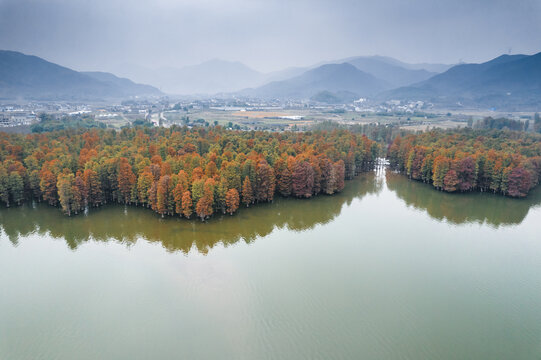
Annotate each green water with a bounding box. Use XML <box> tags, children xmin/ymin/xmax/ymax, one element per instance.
<box><xmin>1</xmin><ymin>170</ymin><xmax>540</xmax><ymax>360</ymax></box>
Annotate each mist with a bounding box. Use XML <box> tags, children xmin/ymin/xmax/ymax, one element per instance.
<box><xmin>1</xmin><ymin>0</ymin><xmax>540</xmax><ymax>74</ymax></box>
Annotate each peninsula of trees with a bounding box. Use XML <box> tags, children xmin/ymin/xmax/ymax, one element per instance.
<box><xmin>387</xmin><ymin>128</ymin><xmax>541</xmax><ymax>197</ymax></box>
<box><xmin>0</xmin><ymin>127</ymin><xmax>378</xmax><ymax>219</ymax></box>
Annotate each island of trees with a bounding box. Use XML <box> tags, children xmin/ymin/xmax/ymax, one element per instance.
<box><xmin>387</xmin><ymin>128</ymin><xmax>541</xmax><ymax>197</ymax></box>
<box><xmin>0</xmin><ymin>126</ymin><xmax>378</xmax><ymax>219</ymax></box>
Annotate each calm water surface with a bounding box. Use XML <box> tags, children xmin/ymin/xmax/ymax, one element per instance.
<box><xmin>1</xmin><ymin>170</ymin><xmax>540</xmax><ymax>360</ymax></box>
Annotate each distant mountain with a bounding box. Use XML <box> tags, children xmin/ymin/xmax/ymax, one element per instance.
<box><xmin>310</xmin><ymin>90</ymin><xmax>359</xmax><ymax>104</ymax></box>
<box><xmin>367</xmin><ymin>56</ymin><xmax>453</xmax><ymax>73</ymax></box>
<box><xmin>108</xmin><ymin>55</ymin><xmax>451</xmax><ymax>97</ymax></box>
<box><xmin>0</xmin><ymin>50</ymin><xmax>161</xmax><ymax>100</ymax></box>
<box><xmin>82</xmin><ymin>71</ymin><xmax>162</xmax><ymax>97</ymax></box>
<box><xmin>263</xmin><ymin>66</ymin><xmax>308</xmax><ymax>83</ymax></box>
<box><xmin>384</xmin><ymin>52</ymin><xmax>541</xmax><ymax>110</ymax></box>
<box><xmin>259</xmin><ymin>56</ymin><xmax>447</xmax><ymax>90</ymax></box>
<box><xmin>243</xmin><ymin>63</ymin><xmax>388</xmax><ymax>100</ymax></box>
<box><xmin>115</xmin><ymin>59</ymin><xmax>266</xmax><ymax>95</ymax></box>
<box><xmin>344</xmin><ymin>56</ymin><xmax>437</xmax><ymax>88</ymax></box>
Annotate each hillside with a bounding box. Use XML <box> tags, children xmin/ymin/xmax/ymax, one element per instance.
<box><xmin>384</xmin><ymin>52</ymin><xmax>541</xmax><ymax>110</ymax></box>
<box><xmin>82</xmin><ymin>71</ymin><xmax>161</xmax><ymax>97</ymax></box>
<box><xmin>368</xmin><ymin>55</ymin><xmax>453</xmax><ymax>73</ymax></box>
<box><xmin>345</xmin><ymin>56</ymin><xmax>436</xmax><ymax>88</ymax></box>
<box><xmin>0</xmin><ymin>50</ymin><xmax>161</xmax><ymax>100</ymax></box>
<box><xmin>244</xmin><ymin>63</ymin><xmax>388</xmax><ymax>100</ymax></box>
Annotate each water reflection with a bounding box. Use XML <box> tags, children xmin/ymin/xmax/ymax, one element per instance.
<box><xmin>1</xmin><ymin>170</ymin><xmax>539</xmax><ymax>253</ymax></box>
<box><xmin>386</xmin><ymin>171</ymin><xmax>541</xmax><ymax>227</ymax></box>
<box><xmin>0</xmin><ymin>173</ymin><xmax>384</xmax><ymax>253</ymax></box>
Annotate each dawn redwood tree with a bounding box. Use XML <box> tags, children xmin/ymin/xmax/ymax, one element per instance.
<box><xmin>507</xmin><ymin>167</ymin><xmax>531</xmax><ymax>197</ymax></box>
<box><xmin>181</xmin><ymin>190</ymin><xmax>193</xmax><ymax>218</ymax></box>
<box><xmin>292</xmin><ymin>161</ymin><xmax>314</xmax><ymax>198</ymax></box>
<box><xmin>173</xmin><ymin>181</ymin><xmax>185</xmax><ymax>215</ymax></box>
<box><xmin>148</xmin><ymin>181</ymin><xmax>158</xmax><ymax>211</ymax></box>
<box><xmin>72</xmin><ymin>173</ymin><xmax>85</xmax><ymax>211</ymax></box>
<box><xmin>443</xmin><ymin>170</ymin><xmax>459</xmax><ymax>192</ymax></box>
<box><xmin>57</xmin><ymin>172</ymin><xmax>74</xmax><ymax>216</ymax></box>
<box><xmin>456</xmin><ymin>157</ymin><xmax>477</xmax><ymax>191</ymax></box>
<box><xmin>8</xmin><ymin>172</ymin><xmax>24</xmax><ymax>206</ymax></box>
<box><xmin>0</xmin><ymin>165</ymin><xmax>9</xmax><ymax>206</ymax></box>
<box><xmin>215</xmin><ymin>178</ymin><xmax>228</xmax><ymax>214</ymax></box>
<box><xmin>255</xmin><ymin>160</ymin><xmax>275</xmax><ymax>202</ymax></box>
<box><xmin>40</xmin><ymin>169</ymin><xmax>58</xmax><ymax>205</ymax></box>
<box><xmin>432</xmin><ymin>156</ymin><xmax>450</xmax><ymax>190</ymax></box>
<box><xmin>28</xmin><ymin>169</ymin><xmax>41</xmax><ymax>199</ymax></box>
<box><xmin>83</xmin><ymin>168</ymin><xmax>103</xmax><ymax>207</ymax></box>
<box><xmin>137</xmin><ymin>171</ymin><xmax>154</xmax><ymax>207</ymax></box>
<box><xmin>117</xmin><ymin>158</ymin><xmax>136</xmax><ymax>204</ymax></box>
<box><xmin>156</xmin><ymin>175</ymin><xmax>172</xmax><ymax>216</ymax></box>
<box><xmin>191</xmin><ymin>178</ymin><xmax>205</xmax><ymax>206</ymax></box>
<box><xmin>242</xmin><ymin>176</ymin><xmax>254</xmax><ymax>207</ymax></box>
<box><xmin>319</xmin><ymin>157</ymin><xmax>335</xmax><ymax>195</ymax></box>
<box><xmin>196</xmin><ymin>179</ymin><xmax>214</xmax><ymax>220</ymax></box>
<box><xmin>225</xmin><ymin>188</ymin><xmax>239</xmax><ymax>215</ymax></box>
<box><xmin>278</xmin><ymin>167</ymin><xmax>292</xmax><ymax>197</ymax></box>
<box><xmin>333</xmin><ymin>160</ymin><xmax>346</xmax><ymax>193</ymax></box>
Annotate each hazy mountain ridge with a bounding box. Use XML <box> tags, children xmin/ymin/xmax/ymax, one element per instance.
<box><xmin>384</xmin><ymin>52</ymin><xmax>541</xmax><ymax>110</ymax></box>
<box><xmin>111</xmin><ymin>59</ymin><xmax>266</xmax><ymax>95</ymax></box>
<box><xmin>364</xmin><ymin>55</ymin><xmax>453</xmax><ymax>73</ymax></box>
<box><xmin>4</xmin><ymin>49</ymin><xmax>540</xmax><ymax>110</ymax></box>
<box><xmin>111</xmin><ymin>55</ymin><xmax>450</xmax><ymax>97</ymax></box>
<box><xmin>82</xmin><ymin>71</ymin><xmax>161</xmax><ymax>97</ymax></box>
<box><xmin>0</xmin><ymin>50</ymin><xmax>161</xmax><ymax>100</ymax></box>
<box><xmin>343</xmin><ymin>56</ymin><xmax>437</xmax><ymax>88</ymax></box>
<box><xmin>241</xmin><ymin>63</ymin><xmax>389</xmax><ymax>100</ymax></box>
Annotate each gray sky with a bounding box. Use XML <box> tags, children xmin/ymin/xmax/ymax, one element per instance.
<box><xmin>1</xmin><ymin>0</ymin><xmax>540</xmax><ymax>73</ymax></box>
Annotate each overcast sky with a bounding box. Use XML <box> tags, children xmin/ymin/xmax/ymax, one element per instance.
<box><xmin>1</xmin><ymin>0</ymin><xmax>540</xmax><ymax>73</ymax></box>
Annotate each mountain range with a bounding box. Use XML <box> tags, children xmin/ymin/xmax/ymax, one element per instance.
<box><xmin>241</xmin><ymin>63</ymin><xmax>389</xmax><ymax>100</ymax></box>
<box><xmin>111</xmin><ymin>55</ymin><xmax>449</xmax><ymax>96</ymax></box>
<box><xmin>384</xmin><ymin>52</ymin><xmax>541</xmax><ymax>110</ymax></box>
<box><xmin>240</xmin><ymin>57</ymin><xmax>441</xmax><ymax>101</ymax></box>
<box><xmin>0</xmin><ymin>50</ymin><xmax>161</xmax><ymax>101</ymax></box>
<box><xmin>1</xmin><ymin>49</ymin><xmax>540</xmax><ymax>110</ymax></box>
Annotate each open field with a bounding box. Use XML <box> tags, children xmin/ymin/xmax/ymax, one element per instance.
<box><xmin>79</xmin><ymin>107</ymin><xmax>536</xmax><ymax>133</ymax></box>
<box><xmin>159</xmin><ymin>108</ymin><xmax>472</xmax><ymax>131</ymax></box>
<box><xmin>231</xmin><ymin>111</ymin><xmax>290</xmax><ymax>118</ymax></box>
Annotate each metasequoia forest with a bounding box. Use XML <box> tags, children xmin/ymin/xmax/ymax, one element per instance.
<box><xmin>0</xmin><ymin>127</ymin><xmax>378</xmax><ymax>219</ymax></box>
<box><xmin>387</xmin><ymin>129</ymin><xmax>541</xmax><ymax>197</ymax></box>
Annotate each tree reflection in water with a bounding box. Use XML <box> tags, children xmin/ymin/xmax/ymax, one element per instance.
<box><xmin>386</xmin><ymin>171</ymin><xmax>541</xmax><ymax>227</ymax></box>
<box><xmin>2</xmin><ymin>169</ymin><xmax>539</xmax><ymax>253</ymax></box>
<box><xmin>0</xmin><ymin>173</ymin><xmax>383</xmax><ymax>254</ymax></box>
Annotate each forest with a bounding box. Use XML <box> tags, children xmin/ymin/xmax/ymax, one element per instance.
<box><xmin>387</xmin><ymin>128</ymin><xmax>541</xmax><ymax>197</ymax></box>
<box><xmin>0</xmin><ymin>126</ymin><xmax>378</xmax><ymax>219</ymax></box>
<box><xmin>31</xmin><ymin>113</ymin><xmax>107</xmax><ymax>133</ymax></box>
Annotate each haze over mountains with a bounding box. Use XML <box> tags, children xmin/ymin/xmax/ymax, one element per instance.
<box><xmin>1</xmin><ymin>49</ymin><xmax>541</xmax><ymax>110</ymax></box>
<box><xmin>112</xmin><ymin>59</ymin><xmax>267</xmax><ymax>95</ymax></box>
<box><xmin>242</xmin><ymin>63</ymin><xmax>388</xmax><ymax>100</ymax></box>
<box><xmin>384</xmin><ymin>52</ymin><xmax>541</xmax><ymax>110</ymax></box>
<box><xmin>112</xmin><ymin>55</ymin><xmax>448</xmax><ymax>96</ymax></box>
<box><xmin>0</xmin><ymin>50</ymin><xmax>161</xmax><ymax>101</ymax></box>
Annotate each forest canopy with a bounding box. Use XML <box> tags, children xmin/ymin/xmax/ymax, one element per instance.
<box><xmin>387</xmin><ymin>128</ymin><xmax>541</xmax><ymax>197</ymax></box>
<box><xmin>0</xmin><ymin>126</ymin><xmax>378</xmax><ymax>219</ymax></box>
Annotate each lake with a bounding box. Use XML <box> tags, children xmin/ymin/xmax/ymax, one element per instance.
<box><xmin>1</xmin><ymin>169</ymin><xmax>540</xmax><ymax>360</ymax></box>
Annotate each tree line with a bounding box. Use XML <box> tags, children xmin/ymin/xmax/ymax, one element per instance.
<box><xmin>31</xmin><ymin>113</ymin><xmax>106</xmax><ymax>133</ymax></box>
<box><xmin>472</xmin><ymin>116</ymin><xmax>528</xmax><ymax>132</ymax></box>
<box><xmin>0</xmin><ymin>126</ymin><xmax>378</xmax><ymax>219</ymax></box>
<box><xmin>387</xmin><ymin>128</ymin><xmax>541</xmax><ymax>197</ymax></box>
